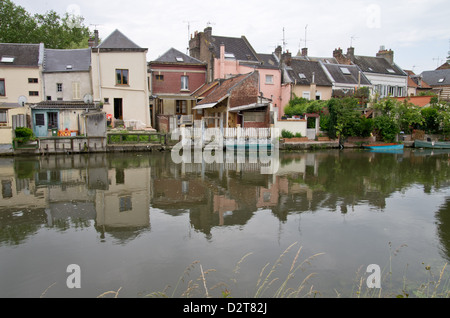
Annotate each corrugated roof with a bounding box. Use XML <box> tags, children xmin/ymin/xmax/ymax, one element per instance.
<box><xmin>32</xmin><ymin>101</ymin><xmax>97</xmax><ymax>109</ymax></box>
<box><xmin>43</xmin><ymin>48</ymin><xmax>91</xmax><ymax>72</ymax></box>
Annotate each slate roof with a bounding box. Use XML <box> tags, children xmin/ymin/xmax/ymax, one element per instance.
<box><xmin>284</xmin><ymin>58</ymin><xmax>332</xmax><ymax>86</ymax></box>
<box><xmin>153</xmin><ymin>48</ymin><xmax>205</xmax><ymax>64</ymax></box>
<box><xmin>321</xmin><ymin>63</ymin><xmax>371</xmax><ymax>86</ymax></box>
<box><xmin>240</xmin><ymin>53</ymin><xmax>280</xmax><ymax>70</ymax></box>
<box><xmin>421</xmin><ymin>69</ymin><xmax>450</xmax><ymax>86</ymax></box>
<box><xmin>43</xmin><ymin>48</ymin><xmax>91</xmax><ymax>72</ymax></box>
<box><xmin>197</xmin><ymin>73</ymin><xmax>254</xmax><ymax>105</ymax></box>
<box><xmin>96</xmin><ymin>29</ymin><xmax>145</xmax><ymax>50</ymax></box>
<box><xmin>209</xmin><ymin>35</ymin><xmax>259</xmax><ymax>62</ymax></box>
<box><xmin>352</xmin><ymin>55</ymin><xmax>406</xmax><ymax>76</ymax></box>
<box><xmin>0</xmin><ymin>43</ymin><xmax>43</xmax><ymax>67</ymax></box>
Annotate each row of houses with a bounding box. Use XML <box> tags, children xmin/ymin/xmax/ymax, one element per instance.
<box><xmin>1</xmin><ymin>27</ymin><xmax>450</xmax><ymax>151</ymax></box>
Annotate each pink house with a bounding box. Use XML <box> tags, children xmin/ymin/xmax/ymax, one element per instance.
<box><xmin>189</xmin><ymin>27</ymin><xmax>289</xmax><ymax>120</ymax></box>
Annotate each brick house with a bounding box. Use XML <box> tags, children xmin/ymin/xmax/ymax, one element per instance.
<box><xmin>189</xmin><ymin>27</ymin><xmax>285</xmax><ymax>120</ymax></box>
<box><xmin>193</xmin><ymin>71</ymin><xmax>271</xmax><ymax>128</ymax></box>
<box><xmin>148</xmin><ymin>48</ymin><xmax>207</xmax><ymax>130</ymax></box>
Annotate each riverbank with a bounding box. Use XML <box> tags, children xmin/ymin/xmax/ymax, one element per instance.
<box><xmin>2</xmin><ymin>139</ymin><xmax>418</xmax><ymax>156</ymax></box>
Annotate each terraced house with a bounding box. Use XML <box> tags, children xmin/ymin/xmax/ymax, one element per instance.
<box><xmin>0</xmin><ymin>43</ymin><xmax>44</xmax><ymax>152</ymax></box>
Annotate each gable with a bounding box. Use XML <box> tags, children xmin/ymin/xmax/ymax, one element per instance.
<box><xmin>96</xmin><ymin>29</ymin><xmax>146</xmax><ymax>51</ymax></box>
<box><xmin>154</xmin><ymin>48</ymin><xmax>204</xmax><ymax>65</ymax></box>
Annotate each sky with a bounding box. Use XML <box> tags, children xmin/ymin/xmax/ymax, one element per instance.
<box><xmin>11</xmin><ymin>0</ymin><xmax>450</xmax><ymax>74</ymax></box>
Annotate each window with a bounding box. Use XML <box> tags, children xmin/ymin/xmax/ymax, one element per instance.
<box><xmin>29</xmin><ymin>91</ymin><xmax>39</xmax><ymax>96</ymax></box>
<box><xmin>1</xmin><ymin>57</ymin><xmax>14</xmax><ymax>63</ymax></box>
<box><xmin>57</xmin><ymin>83</ymin><xmax>63</xmax><ymax>92</ymax></box>
<box><xmin>47</xmin><ymin>112</ymin><xmax>58</xmax><ymax>129</ymax></box>
<box><xmin>340</xmin><ymin>67</ymin><xmax>351</xmax><ymax>75</ymax></box>
<box><xmin>119</xmin><ymin>196</ymin><xmax>132</xmax><ymax>212</ymax></box>
<box><xmin>0</xmin><ymin>79</ymin><xmax>5</xmax><ymax>96</ymax></box>
<box><xmin>0</xmin><ymin>110</ymin><xmax>7</xmax><ymax>123</ymax></box>
<box><xmin>298</xmin><ymin>73</ymin><xmax>306</xmax><ymax>79</ymax></box>
<box><xmin>116</xmin><ymin>69</ymin><xmax>129</xmax><ymax>85</ymax></box>
<box><xmin>28</xmin><ymin>78</ymin><xmax>38</xmax><ymax>83</ymax></box>
<box><xmin>181</xmin><ymin>76</ymin><xmax>189</xmax><ymax>90</ymax></box>
<box><xmin>438</xmin><ymin>78</ymin><xmax>445</xmax><ymax>83</ymax></box>
<box><xmin>302</xmin><ymin>91</ymin><xmax>310</xmax><ymax>100</ymax></box>
<box><xmin>155</xmin><ymin>74</ymin><xmax>164</xmax><ymax>81</ymax></box>
<box><xmin>265</xmin><ymin>74</ymin><xmax>274</xmax><ymax>84</ymax></box>
<box><xmin>386</xmin><ymin>68</ymin><xmax>395</xmax><ymax>74</ymax></box>
<box><xmin>72</xmin><ymin>82</ymin><xmax>80</xmax><ymax>99</ymax></box>
<box><xmin>35</xmin><ymin>113</ymin><xmax>45</xmax><ymax>126</ymax></box>
<box><xmin>176</xmin><ymin>100</ymin><xmax>187</xmax><ymax>115</ymax></box>
<box><xmin>176</xmin><ymin>57</ymin><xmax>184</xmax><ymax>62</ymax></box>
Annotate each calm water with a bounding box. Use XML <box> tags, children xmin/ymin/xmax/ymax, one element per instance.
<box><xmin>1</xmin><ymin>148</ymin><xmax>450</xmax><ymax>298</ymax></box>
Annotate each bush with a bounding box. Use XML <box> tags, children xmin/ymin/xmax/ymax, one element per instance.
<box><xmin>14</xmin><ymin>127</ymin><xmax>34</xmax><ymax>143</ymax></box>
<box><xmin>281</xmin><ymin>129</ymin><xmax>294</xmax><ymax>138</ymax></box>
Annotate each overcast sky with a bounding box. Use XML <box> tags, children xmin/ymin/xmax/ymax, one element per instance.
<box><xmin>12</xmin><ymin>0</ymin><xmax>450</xmax><ymax>74</ymax></box>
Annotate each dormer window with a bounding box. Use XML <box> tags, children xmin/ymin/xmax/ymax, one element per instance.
<box><xmin>340</xmin><ymin>67</ymin><xmax>351</xmax><ymax>75</ymax></box>
<box><xmin>1</xmin><ymin>57</ymin><xmax>14</xmax><ymax>63</ymax></box>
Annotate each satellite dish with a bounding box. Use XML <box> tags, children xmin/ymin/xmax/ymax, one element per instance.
<box><xmin>83</xmin><ymin>94</ymin><xmax>93</xmax><ymax>104</ymax></box>
<box><xmin>18</xmin><ymin>96</ymin><xmax>27</xmax><ymax>107</ymax></box>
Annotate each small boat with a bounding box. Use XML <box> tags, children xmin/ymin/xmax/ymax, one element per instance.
<box><xmin>362</xmin><ymin>143</ymin><xmax>404</xmax><ymax>150</ymax></box>
<box><xmin>414</xmin><ymin>140</ymin><xmax>450</xmax><ymax>149</ymax></box>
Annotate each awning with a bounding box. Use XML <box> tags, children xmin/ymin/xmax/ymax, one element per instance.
<box><xmin>228</xmin><ymin>103</ymin><xmax>269</xmax><ymax>112</ymax></box>
<box><xmin>192</xmin><ymin>102</ymin><xmax>218</xmax><ymax>110</ymax></box>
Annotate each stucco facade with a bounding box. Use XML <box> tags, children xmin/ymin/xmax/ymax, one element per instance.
<box><xmin>90</xmin><ymin>30</ymin><xmax>151</xmax><ymax>129</ymax></box>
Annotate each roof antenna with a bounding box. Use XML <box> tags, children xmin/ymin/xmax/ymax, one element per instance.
<box><xmin>183</xmin><ymin>20</ymin><xmax>197</xmax><ymax>54</ymax></box>
<box><xmin>350</xmin><ymin>35</ymin><xmax>358</xmax><ymax>47</ymax></box>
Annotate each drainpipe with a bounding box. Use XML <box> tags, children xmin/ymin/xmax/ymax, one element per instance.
<box><xmin>97</xmin><ymin>48</ymin><xmax>102</xmax><ymax>101</ymax></box>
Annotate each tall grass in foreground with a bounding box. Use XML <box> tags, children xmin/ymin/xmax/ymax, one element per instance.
<box><xmin>94</xmin><ymin>241</ymin><xmax>450</xmax><ymax>298</ymax></box>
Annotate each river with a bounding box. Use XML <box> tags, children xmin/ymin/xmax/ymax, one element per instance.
<box><xmin>0</xmin><ymin>148</ymin><xmax>449</xmax><ymax>298</ymax></box>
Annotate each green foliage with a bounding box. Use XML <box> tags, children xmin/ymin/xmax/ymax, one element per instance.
<box><xmin>281</xmin><ymin>129</ymin><xmax>294</xmax><ymax>138</ymax></box>
<box><xmin>373</xmin><ymin>115</ymin><xmax>400</xmax><ymax>142</ymax></box>
<box><xmin>420</xmin><ymin>107</ymin><xmax>440</xmax><ymax>134</ymax></box>
<box><xmin>325</xmin><ymin>97</ymin><xmax>361</xmax><ymax>139</ymax></box>
<box><xmin>14</xmin><ymin>127</ymin><xmax>35</xmax><ymax>143</ymax></box>
<box><xmin>0</xmin><ymin>0</ymin><xmax>94</xmax><ymax>49</ymax></box>
<box><xmin>283</xmin><ymin>95</ymin><xmax>326</xmax><ymax>117</ymax></box>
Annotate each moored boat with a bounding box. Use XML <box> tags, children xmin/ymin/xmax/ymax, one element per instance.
<box><xmin>414</xmin><ymin>140</ymin><xmax>450</xmax><ymax>149</ymax></box>
<box><xmin>362</xmin><ymin>143</ymin><xmax>404</xmax><ymax>150</ymax></box>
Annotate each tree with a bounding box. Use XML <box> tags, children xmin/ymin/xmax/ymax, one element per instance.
<box><xmin>0</xmin><ymin>0</ymin><xmax>93</xmax><ymax>49</ymax></box>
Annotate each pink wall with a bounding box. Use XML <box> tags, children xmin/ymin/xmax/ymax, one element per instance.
<box><xmin>214</xmin><ymin>44</ymin><xmax>288</xmax><ymax>119</ymax></box>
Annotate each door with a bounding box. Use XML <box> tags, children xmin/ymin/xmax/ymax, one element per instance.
<box><xmin>33</xmin><ymin>111</ymin><xmax>48</xmax><ymax>137</ymax></box>
<box><xmin>114</xmin><ymin>98</ymin><xmax>123</xmax><ymax>120</ymax></box>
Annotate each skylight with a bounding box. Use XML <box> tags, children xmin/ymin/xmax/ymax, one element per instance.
<box><xmin>340</xmin><ymin>67</ymin><xmax>351</xmax><ymax>75</ymax></box>
<box><xmin>386</xmin><ymin>68</ymin><xmax>395</xmax><ymax>73</ymax></box>
<box><xmin>438</xmin><ymin>78</ymin><xmax>445</xmax><ymax>83</ymax></box>
<box><xmin>66</xmin><ymin>65</ymin><xmax>73</xmax><ymax>69</ymax></box>
<box><xmin>224</xmin><ymin>53</ymin><xmax>235</xmax><ymax>59</ymax></box>
<box><xmin>298</xmin><ymin>73</ymin><xmax>306</xmax><ymax>79</ymax></box>
<box><xmin>1</xmin><ymin>57</ymin><xmax>14</xmax><ymax>63</ymax></box>
<box><xmin>176</xmin><ymin>57</ymin><xmax>183</xmax><ymax>62</ymax></box>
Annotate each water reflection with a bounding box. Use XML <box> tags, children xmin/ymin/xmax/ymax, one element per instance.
<box><xmin>1</xmin><ymin>149</ymin><xmax>450</xmax><ymax>254</ymax></box>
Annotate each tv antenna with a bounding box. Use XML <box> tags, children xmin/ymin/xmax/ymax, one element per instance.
<box><xmin>183</xmin><ymin>20</ymin><xmax>197</xmax><ymax>53</ymax></box>
<box><xmin>299</xmin><ymin>24</ymin><xmax>311</xmax><ymax>51</ymax></box>
<box><xmin>282</xmin><ymin>27</ymin><xmax>288</xmax><ymax>52</ymax></box>
<box><xmin>350</xmin><ymin>35</ymin><xmax>358</xmax><ymax>47</ymax></box>
<box><xmin>433</xmin><ymin>56</ymin><xmax>443</xmax><ymax>68</ymax></box>
<box><xmin>90</xmin><ymin>24</ymin><xmax>101</xmax><ymax>31</ymax></box>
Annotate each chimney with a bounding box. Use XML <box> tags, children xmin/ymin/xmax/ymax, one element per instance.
<box><xmin>89</xmin><ymin>29</ymin><xmax>99</xmax><ymax>47</ymax></box>
<box><xmin>301</xmin><ymin>47</ymin><xmax>308</xmax><ymax>57</ymax></box>
<box><xmin>282</xmin><ymin>50</ymin><xmax>292</xmax><ymax>66</ymax></box>
<box><xmin>333</xmin><ymin>47</ymin><xmax>351</xmax><ymax>65</ymax></box>
<box><xmin>274</xmin><ymin>45</ymin><xmax>282</xmax><ymax>60</ymax></box>
<box><xmin>346</xmin><ymin>47</ymin><xmax>355</xmax><ymax>62</ymax></box>
<box><xmin>204</xmin><ymin>26</ymin><xmax>212</xmax><ymax>40</ymax></box>
<box><xmin>219</xmin><ymin>43</ymin><xmax>225</xmax><ymax>79</ymax></box>
<box><xmin>376</xmin><ymin>46</ymin><xmax>394</xmax><ymax>65</ymax></box>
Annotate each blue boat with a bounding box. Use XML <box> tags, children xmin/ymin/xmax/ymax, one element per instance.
<box><xmin>362</xmin><ymin>143</ymin><xmax>404</xmax><ymax>150</ymax></box>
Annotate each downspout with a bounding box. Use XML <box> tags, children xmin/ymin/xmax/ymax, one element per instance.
<box><xmin>97</xmin><ymin>48</ymin><xmax>102</xmax><ymax>101</ymax></box>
